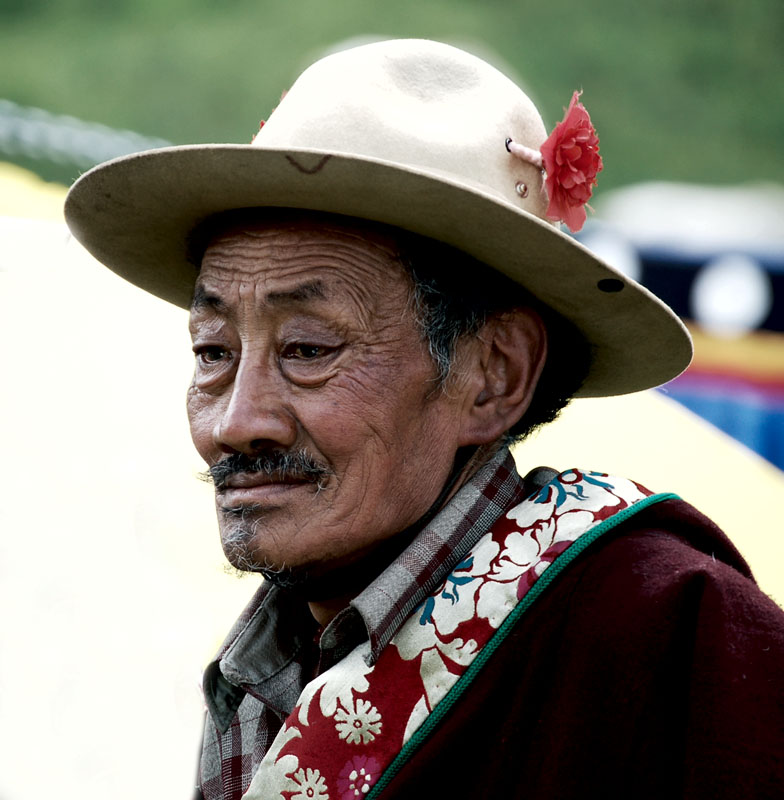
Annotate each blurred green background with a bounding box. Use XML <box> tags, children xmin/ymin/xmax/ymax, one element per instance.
<box><xmin>1</xmin><ymin>0</ymin><xmax>782</xmax><ymax>189</ymax></box>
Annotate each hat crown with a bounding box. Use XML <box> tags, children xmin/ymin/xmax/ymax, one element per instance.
<box><xmin>255</xmin><ymin>39</ymin><xmax>551</xmax><ymax>220</ymax></box>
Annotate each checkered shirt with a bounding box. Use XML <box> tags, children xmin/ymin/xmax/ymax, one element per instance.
<box><xmin>195</xmin><ymin>447</ymin><xmax>530</xmax><ymax>800</ymax></box>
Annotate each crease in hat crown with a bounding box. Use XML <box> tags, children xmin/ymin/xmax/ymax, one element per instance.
<box><xmin>254</xmin><ymin>39</ymin><xmax>551</xmax><ymax>220</ymax></box>
<box><xmin>64</xmin><ymin>37</ymin><xmax>693</xmax><ymax>399</ymax></box>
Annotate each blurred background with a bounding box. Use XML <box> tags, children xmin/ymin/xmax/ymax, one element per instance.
<box><xmin>1</xmin><ymin>1</ymin><xmax>783</xmax><ymax>798</ymax></box>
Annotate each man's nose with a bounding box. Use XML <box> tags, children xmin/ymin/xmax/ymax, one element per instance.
<box><xmin>212</xmin><ymin>362</ymin><xmax>298</xmax><ymax>456</ymax></box>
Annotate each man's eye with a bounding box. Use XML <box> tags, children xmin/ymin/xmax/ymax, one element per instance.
<box><xmin>282</xmin><ymin>343</ymin><xmax>331</xmax><ymax>360</ymax></box>
<box><xmin>194</xmin><ymin>345</ymin><xmax>229</xmax><ymax>364</ymax></box>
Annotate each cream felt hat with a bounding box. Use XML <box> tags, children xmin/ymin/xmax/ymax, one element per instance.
<box><xmin>64</xmin><ymin>38</ymin><xmax>691</xmax><ymax>397</ymax></box>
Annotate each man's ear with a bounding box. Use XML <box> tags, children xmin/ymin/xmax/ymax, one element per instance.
<box><xmin>457</xmin><ymin>308</ymin><xmax>547</xmax><ymax>447</ymax></box>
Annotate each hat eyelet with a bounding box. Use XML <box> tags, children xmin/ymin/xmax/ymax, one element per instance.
<box><xmin>514</xmin><ymin>181</ymin><xmax>529</xmax><ymax>198</ymax></box>
<box><xmin>597</xmin><ymin>278</ymin><xmax>625</xmax><ymax>293</ymax></box>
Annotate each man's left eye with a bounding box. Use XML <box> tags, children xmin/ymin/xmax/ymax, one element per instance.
<box><xmin>195</xmin><ymin>345</ymin><xmax>229</xmax><ymax>364</ymax></box>
<box><xmin>283</xmin><ymin>343</ymin><xmax>330</xmax><ymax>360</ymax></box>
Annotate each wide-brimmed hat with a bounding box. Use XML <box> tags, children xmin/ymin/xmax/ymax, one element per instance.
<box><xmin>64</xmin><ymin>38</ymin><xmax>691</xmax><ymax>397</ymax></box>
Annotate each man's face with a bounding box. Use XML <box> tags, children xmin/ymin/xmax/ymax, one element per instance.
<box><xmin>187</xmin><ymin>216</ymin><xmax>470</xmax><ymax>586</ymax></box>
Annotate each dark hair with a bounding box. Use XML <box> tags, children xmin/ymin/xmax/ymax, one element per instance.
<box><xmin>397</xmin><ymin>233</ymin><xmax>592</xmax><ymax>443</ymax></box>
<box><xmin>187</xmin><ymin>208</ymin><xmax>592</xmax><ymax>444</ymax></box>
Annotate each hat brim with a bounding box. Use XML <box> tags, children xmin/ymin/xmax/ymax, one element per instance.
<box><xmin>64</xmin><ymin>143</ymin><xmax>692</xmax><ymax>397</ymax></box>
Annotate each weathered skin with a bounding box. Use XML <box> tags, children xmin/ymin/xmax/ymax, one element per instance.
<box><xmin>187</xmin><ymin>215</ymin><xmax>546</xmax><ymax>624</ymax></box>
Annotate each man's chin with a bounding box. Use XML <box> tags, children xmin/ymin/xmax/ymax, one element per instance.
<box><xmin>226</xmin><ymin>553</ymin><xmax>351</xmax><ymax>600</ymax></box>
<box><xmin>220</xmin><ymin>535</ymin><xmax>326</xmax><ymax>591</ymax></box>
<box><xmin>226</xmin><ymin>539</ymin><xmax>421</xmax><ymax>605</ymax></box>
<box><xmin>222</xmin><ymin>541</ymin><xmax>298</xmax><ymax>579</ymax></box>
<box><xmin>218</xmin><ymin>512</ymin><xmax>423</xmax><ymax>602</ymax></box>
<box><xmin>219</xmin><ymin>536</ymin><xmax>363</xmax><ymax>599</ymax></box>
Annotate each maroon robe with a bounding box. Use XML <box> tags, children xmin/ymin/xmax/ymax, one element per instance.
<box><xmin>383</xmin><ymin>498</ymin><xmax>784</xmax><ymax>798</ymax></box>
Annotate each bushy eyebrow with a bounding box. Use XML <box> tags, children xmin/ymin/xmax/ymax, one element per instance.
<box><xmin>190</xmin><ymin>280</ymin><xmax>326</xmax><ymax>313</ymax></box>
<box><xmin>266</xmin><ymin>280</ymin><xmax>326</xmax><ymax>305</ymax></box>
<box><xmin>191</xmin><ymin>284</ymin><xmax>227</xmax><ymax>312</ymax></box>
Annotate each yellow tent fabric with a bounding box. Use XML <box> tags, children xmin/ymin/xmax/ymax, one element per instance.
<box><xmin>515</xmin><ymin>393</ymin><xmax>784</xmax><ymax>605</ymax></box>
<box><xmin>0</xmin><ymin>161</ymin><xmax>68</xmax><ymax>220</ymax></box>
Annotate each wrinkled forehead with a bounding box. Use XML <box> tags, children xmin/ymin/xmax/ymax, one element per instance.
<box><xmin>188</xmin><ymin>207</ymin><xmax>528</xmax><ymax>319</ymax></box>
<box><xmin>189</xmin><ymin>208</ymin><xmax>417</xmax><ymax>319</ymax></box>
<box><xmin>188</xmin><ymin>208</ymin><xmax>407</xmax><ymax>274</ymax></box>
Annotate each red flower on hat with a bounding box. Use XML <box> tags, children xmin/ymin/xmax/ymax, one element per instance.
<box><xmin>540</xmin><ymin>91</ymin><xmax>603</xmax><ymax>233</ymax></box>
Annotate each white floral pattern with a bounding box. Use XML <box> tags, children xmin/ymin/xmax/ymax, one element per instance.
<box><xmin>291</xmin><ymin>767</ymin><xmax>330</xmax><ymax>800</ymax></box>
<box><xmin>334</xmin><ymin>698</ymin><xmax>383</xmax><ymax>745</ymax></box>
<box><xmin>393</xmin><ymin>470</ymin><xmax>650</xmax><ymax>736</ymax></box>
<box><xmin>244</xmin><ymin>722</ymin><xmax>302</xmax><ymax>798</ymax></box>
<box><xmin>476</xmin><ymin>509</ymin><xmax>593</xmax><ymax>626</ymax></box>
<box><xmin>297</xmin><ymin>643</ymin><xmax>374</xmax><ymax>727</ymax></box>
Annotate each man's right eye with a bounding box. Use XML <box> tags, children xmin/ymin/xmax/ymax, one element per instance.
<box><xmin>194</xmin><ymin>345</ymin><xmax>229</xmax><ymax>364</ymax></box>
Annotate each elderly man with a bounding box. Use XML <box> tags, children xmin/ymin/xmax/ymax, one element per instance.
<box><xmin>66</xmin><ymin>39</ymin><xmax>783</xmax><ymax>800</ymax></box>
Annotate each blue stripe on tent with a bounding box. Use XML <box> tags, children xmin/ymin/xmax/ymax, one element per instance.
<box><xmin>662</xmin><ymin>386</ymin><xmax>784</xmax><ymax>471</ymax></box>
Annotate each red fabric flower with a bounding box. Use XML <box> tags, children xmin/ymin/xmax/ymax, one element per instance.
<box><xmin>540</xmin><ymin>91</ymin><xmax>603</xmax><ymax>233</ymax></box>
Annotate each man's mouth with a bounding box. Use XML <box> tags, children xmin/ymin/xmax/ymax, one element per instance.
<box><xmin>223</xmin><ymin>471</ymin><xmax>309</xmax><ymax>489</ymax></box>
<box><xmin>218</xmin><ymin>472</ymin><xmax>315</xmax><ymax>506</ymax></box>
<box><xmin>216</xmin><ymin>475</ymin><xmax>315</xmax><ymax>509</ymax></box>
<box><xmin>206</xmin><ymin>450</ymin><xmax>333</xmax><ymax>495</ymax></box>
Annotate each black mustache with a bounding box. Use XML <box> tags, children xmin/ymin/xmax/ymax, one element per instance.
<box><xmin>206</xmin><ymin>450</ymin><xmax>332</xmax><ymax>490</ymax></box>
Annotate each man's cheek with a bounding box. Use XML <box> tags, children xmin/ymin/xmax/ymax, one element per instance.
<box><xmin>186</xmin><ymin>392</ymin><xmax>217</xmax><ymax>456</ymax></box>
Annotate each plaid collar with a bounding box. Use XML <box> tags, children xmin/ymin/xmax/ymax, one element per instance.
<box><xmin>206</xmin><ymin>447</ymin><xmax>529</xmax><ymax>728</ymax></box>
<box><xmin>352</xmin><ymin>446</ymin><xmax>528</xmax><ymax>662</ymax></box>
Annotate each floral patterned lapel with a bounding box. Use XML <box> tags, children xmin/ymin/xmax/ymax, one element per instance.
<box><xmin>244</xmin><ymin>470</ymin><xmax>676</xmax><ymax>800</ymax></box>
